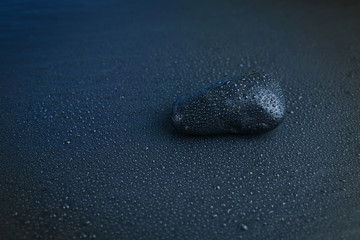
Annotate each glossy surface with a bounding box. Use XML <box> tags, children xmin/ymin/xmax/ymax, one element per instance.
<box><xmin>171</xmin><ymin>72</ymin><xmax>285</xmax><ymax>135</ymax></box>
<box><xmin>1</xmin><ymin>0</ymin><xmax>360</xmax><ymax>239</ymax></box>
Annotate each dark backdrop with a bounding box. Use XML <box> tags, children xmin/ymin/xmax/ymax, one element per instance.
<box><xmin>1</xmin><ymin>0</ymin><xmax>360</xmax><ymax>239</ymax></box>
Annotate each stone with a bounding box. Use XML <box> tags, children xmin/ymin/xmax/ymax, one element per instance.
<box><xmin>170</xmin><ymin>72</ymin><xmax>286</xmax><ymax>135</ymax></box>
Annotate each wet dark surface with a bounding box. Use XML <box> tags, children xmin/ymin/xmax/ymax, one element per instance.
<box><xmin>1</xmin><ymin>0</ymin><xmax>360</xmax><ymax>239</ymax></box>
<box><xmin>171</xmin><ymin>72</ymin><xmax>286</xmax><ymax>135</ymax></box>
<box><xmin>170</xmin><ymin>72</ymin><xmax>286</xmax><ymax>136</ymax></box>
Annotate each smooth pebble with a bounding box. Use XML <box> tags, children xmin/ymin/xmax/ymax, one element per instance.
<box><xmin>171</xmin><ymin>72</ymin><xmax>286</xmax><ymax>135</ymax></box>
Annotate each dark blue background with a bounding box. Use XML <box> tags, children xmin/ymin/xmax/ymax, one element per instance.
<box><xmin>1</xmin><ymin>0</ymin><xmax>360</xmax><ymax>239</ymax></box>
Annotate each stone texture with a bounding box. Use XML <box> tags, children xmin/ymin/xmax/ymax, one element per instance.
<box><xmin>171</xmin><ymin>72</ymin><xmax>286</xmax><ymax>135</ymax></box>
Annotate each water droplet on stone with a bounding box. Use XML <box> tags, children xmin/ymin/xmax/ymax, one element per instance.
<box><xmin>171</xmin><ymin>72</ymin><xmax>285</xmax><ymax>135</ymax></box>
<box><xmin>240</xmin><ymin>223</ymin><xmax>248</xmax><ymax>231</ymax></box>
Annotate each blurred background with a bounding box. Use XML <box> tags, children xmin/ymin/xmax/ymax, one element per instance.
<box><xmin>1</xmin><ymin>0</ymin><xmax>360</xmax><ymax>239</ymax></box>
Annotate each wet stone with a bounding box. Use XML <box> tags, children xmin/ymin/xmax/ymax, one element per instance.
<box><xmin>171</xmin><ymin>72</ymin><xmax>286</xmax><ymax>135</ymax></box>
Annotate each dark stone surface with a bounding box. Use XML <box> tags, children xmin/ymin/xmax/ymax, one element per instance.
<box><xmin>171</xmin><ymin>72</ymin><xmax>285</xmax><ymax>135</ymax></box>
<box><xmin>1</xmin><ymin>0</ymin><xmax>360</xmax><ymax>239</ymax></box>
